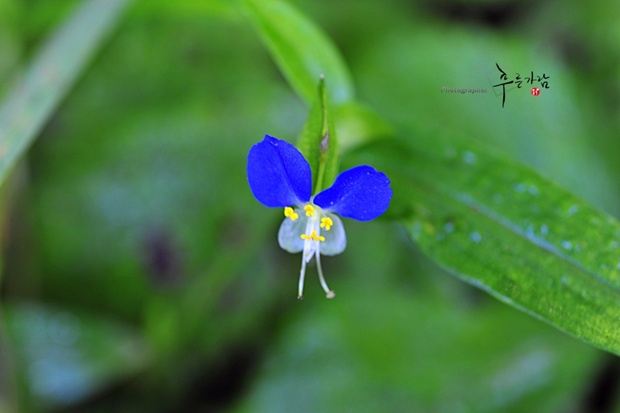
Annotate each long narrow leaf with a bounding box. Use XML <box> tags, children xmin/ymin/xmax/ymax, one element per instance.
<box><xmin>0</xmin><ymin>0</ymin><xmax>130</xmax><ymax>187</ymax></box>
<box><xmin>297</xmin><ymin>77</ymin><xmax>339</xmax><ymax>193</ymax></box>
<box><xmin>349</xmin><ymin>134</ymin><xmax>620</xmax><ymax>355</ymax></box>
<box><xmin>243</xmin><ymin>0</ymin><xmax>354</xmax><ymax>106</ymax></box>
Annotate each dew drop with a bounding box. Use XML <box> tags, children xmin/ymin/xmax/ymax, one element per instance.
<box><xmin>525</xmin><ymin>224</ymin><xmax>535</xmax><ymax>239</ymax></box>
<box><xmin>617</xmin><ymin>261</ymin><xmax>620</xmax><ymax>270</ymax></box>
<box><xmin>540</xmin><ymin>224</ymin><xmax>549</xmax><ymax>236</ymax></box>
<box><xmin>470</xmin><ymin>232</ymin><xmax>482</xmax><ymax>243</ymax></box>
<box><xmin>514</xmin><ymin>182</ymin><xmax>539</xmax><ymax>195</ymax></box>
<box><xmin>444</xmin><ymin>222</ymin><xmax>455</xmax><ymax>233</ymax></box>
<box><xmin>463</xmin><ymin>151</ymin><xmax>477</xmax><ymax>164</ymax></box>
<box><xmin>561</xmin><ymin>241</ymin><xmax>572</xmax><ymax>250</ymax></box>
<box><xmin>567</xmin><ymin>205</ymin><xmax>579</xmax><ymax>216</ymax></box>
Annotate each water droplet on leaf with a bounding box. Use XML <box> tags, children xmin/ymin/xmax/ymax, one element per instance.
<box><xmin>463</xmin><ymin>151</ymin><xmax>477</xmax><ymax>164</ymax></box>
<box><xmin>567</xmin><ymin>205</ymin><xmax>579</xmax><ymax>216</ymax></box>
<box><xmin>470</xmin><ymin>232</ymin><xmax>482</xmax><ymax>243</ymax></box>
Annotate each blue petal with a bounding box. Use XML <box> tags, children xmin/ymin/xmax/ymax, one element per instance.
<box><xmin>314</xmin><ymin>165</ymin><xmax>392</xmax><ymax>221</ymax></box>
<box><xmin>247</xmin><ymin>135</ymin><xmax>312</xmax><ymax>207</ymax></box>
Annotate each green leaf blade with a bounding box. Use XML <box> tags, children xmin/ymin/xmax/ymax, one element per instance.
<box><xmin>350</xmin><ymin>134</ymin><xmax>620</xmax><ymax>355</ymax></box>
<box><xmin>297</xmin><ymin>77</ymin><xmax>338</xmax><ymax>194</ymax></box>
<box><xmin>243</xmin><ymin>0</ymin><xmax>354</xmax><ymax>106</ymax></box>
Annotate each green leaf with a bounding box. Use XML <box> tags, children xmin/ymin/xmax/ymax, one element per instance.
<box><xmin>335</xmin><ymin>101</ymin><xmax>395</xmax><ymax>153</ymax></box>
<box><xmin>235</xmin><ymin>275</ymin><xmax>601</xmax><ymax>413</ymax></box>
<box><xmin>347</xmin><ymin>133</ymin><xmax>620</xmax><ymax>356</ymax></box>
<box><xmin>297</xmin><ymin>77</ymin><xmax>338</xmax><ymax>193</ymax></box>
<box><xmin>243</xmin><ymin>0</ymin><xmax>354</xmax><ymax>106</ymax></box>
<box><xmin>130</xmin><ymin>0</ymin><xmax>239</xmax><ymax>20</ymax></box>
<box><xmin>0</xmin><ymin>0</ymin><xmax>130</xmax><ymax>187</ymax></box>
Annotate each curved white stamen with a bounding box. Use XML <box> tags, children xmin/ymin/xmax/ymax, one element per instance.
<box><xmin>315</xmin><ymin>248</ymin><xmax>335</xmax><ymax>299</ymax></box>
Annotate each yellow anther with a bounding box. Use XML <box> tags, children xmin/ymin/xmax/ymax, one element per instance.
<box><xmin>304</xmin><ymin>205</ymin><xmax>315</xmax><ymax>217</ymax></box>
<box><xmin>284</xmin><ymin>207</ymin><xmax>298</xmax><ymax>221</ymax></box>
<box><xmin>300</xmin><ymin>230</ymin><xmax>324</xmax><ymax>242</ymax></box>
<box><xmin>320</xmin><ymin>217</ymin><xmax>333</xmax><ymax>231</ymax></box>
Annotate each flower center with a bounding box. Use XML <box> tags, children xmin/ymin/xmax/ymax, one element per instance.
<box><xmin>283</xmin><ymin>204</ymin><xmax>332</xmax><ymax>241</ymax></box>
<box><xmin>282</xmin><ymin>203</ymin><xmax>335</xmax><ymax>300</ymax></box>
<box><xmin>301</xmin><ymin>230</ymin><xmax>325</xmax><ymax>242</ymax></box>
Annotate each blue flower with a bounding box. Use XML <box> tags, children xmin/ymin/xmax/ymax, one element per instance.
<box><xmin>247</xmin><ymin>135</ymin><xmax>392</xmax><ymax>299</ymax></box>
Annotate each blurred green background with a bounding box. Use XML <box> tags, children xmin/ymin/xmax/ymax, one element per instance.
<box><xmin>0</xmin><ymin>0</ymin><xmax>619</xmax><ymax>412</ymax></box>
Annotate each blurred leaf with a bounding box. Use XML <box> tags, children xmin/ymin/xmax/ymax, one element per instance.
<box><xmin>234</xmin><ymin>276</ymin><xmax>600</xmax><ymax>413</ymax></box>
<box><xmin>26</xmin><ymin>0</ymin><xmax>303</xmax><ymax>319</ymax></box>
<box><xmin>0</xmin><ymin>0</ymin><xmax>21</xmax><ymax>97</ymax></box>
<box><xmin>335</xmin><ymin>101</ymin><xmax>395</xmax><ymax>153</ymax></box>
<box><xmin>0</xmin><ymin>0</ymin><xmax>23</xmax><ymax>288</ymax></box>
<box><xmin>243</xmin><ymin>0</ymin><xmax>354</xmax><ymax>106</ymax></box>
<box><xmin>0</xmin><ymin>313</ymin><xmax>16</xmax><ymax>413</ymax></box>
<box><xmin>297</xmin><ymin>77</ymin><xmax>338</xmax><ymax>193</ymax></box>
<box><xmin>354</xmin><ymin>22</ymin><xmax>620</xmax><ymax>215</ymax></box>
<box><xmin>18</xmin><ymin>0</ymin><xmax>81</xmax><ymax>43</ymax></box>
<box><xmin>130</xmin><ymin>0</ymin><xmax>241</xmax><ymax>20</ymax></box>
<box><xmin>347</xmin><ymin>133</ymin><xmax>620</xmax><ymax>356</ymax></box>
<box><xmin>0</xmin><ymin>0</ymin><xmax>130</xmax><ymax>187</ymax></box>
<box><xmin>4</xmin><ymin>301</ymin><xmax>148</xmax><ymax>410</ymax></box>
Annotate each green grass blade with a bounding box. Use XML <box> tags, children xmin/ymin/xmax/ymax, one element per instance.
<box><xmin>349</xmin><ymin>134</ymin><xmax>620</xmax><ymax>355</ymax></box>
<box><xmin>243</xmin><ymin>0</ymin><xmax>354</xmax><ymax>106</ymax></box>
<box><xmin>0</xmin><ymin>0</ymin><xmax>131</xmax><ymax>187</ymax></box>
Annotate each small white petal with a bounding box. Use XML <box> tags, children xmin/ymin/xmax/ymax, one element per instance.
<box><xmin>320</xmin><ymin>213</ymin><xmax>346</xmax><ymax>256</ymax></box>
<box><xmin>278</xmin><ymin>211</ymin><xmax>307</xmax><ymax>253</ymax></box>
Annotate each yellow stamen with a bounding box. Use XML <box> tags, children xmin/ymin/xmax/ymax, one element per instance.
<box><xmin>320</xmin><ymin>217</ymin><xmax>333</xmax><ymax>231</ymax></box>
<box><xmin>284</xmin><ymin>207</ymin><xmax>298</xmax><ymax>221</ymax></box>
<box><xmin>300</xmin><ymin>230</ymin><xmax>324</xmax><ymax>242</ymax></box>
<box><xmin>304</xmin><ymin>205</ymin><xmax>315</xmax><ymax>217</ymax></box>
